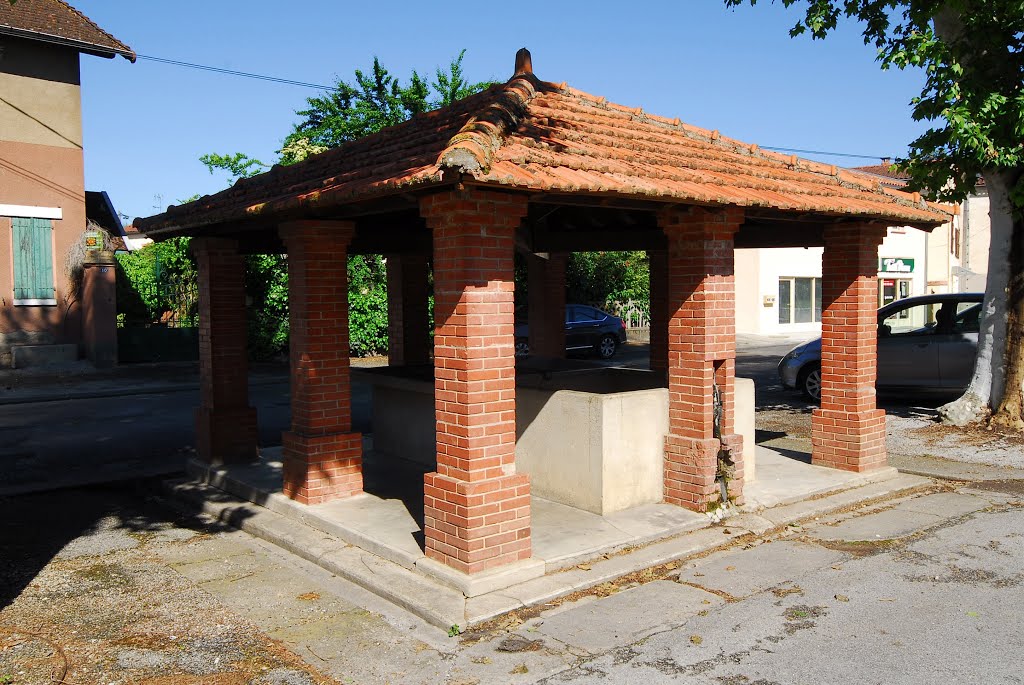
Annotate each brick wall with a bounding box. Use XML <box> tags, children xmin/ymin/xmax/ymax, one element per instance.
<box><xmin>527</xmin><ymin>251</ymin><xmax>567</xmax><ymax>358</ymax></box>
<box><xmin>812</xmin><ymin>224</ymin><xmax>888</xmax><ymax>472</ymax></box>
<box><xmin>386</xmin><ymin>253</ymin><xmax>431</xmax><ymax>366</ymax></box>
<box><xmin>420</xmin><ymin>188</ymin><xmax>533</xmax><ymax>574</ymax></box>
<box><xmin>658</xmin><ymin>207</ymin><xmax>744</xmax><ymax>510</ymax></box>
<box><xmin>648</xmin><ymin>248</ymin><xmax>668</xmax><ymax>373</ymax></box>
<box><xmin>192</xmin><ymin>237</ymin><xmax>257</xmax><ymax>465</ymax></box>
<box><xmin>279</xmin><ymin>221</ymin><xmax>363</xmax><ymax>504</ymax></box>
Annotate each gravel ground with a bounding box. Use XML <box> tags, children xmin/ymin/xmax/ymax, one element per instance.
<box><xmin>754</xmin><ymin>383</ymin><xmax>1024</xmax><ymax>471</ymax></box>
<box><xmin>0</xmin><ymin>483</ymin><xmax>339</xmax><ymax>685</ymax></box>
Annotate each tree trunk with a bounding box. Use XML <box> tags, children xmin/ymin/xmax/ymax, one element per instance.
<box><xmin>990</xmin><ymin>171</ymin><xmax>1024</xmax><ymax>430</ymax></box>
<box><xmin>939</xmin><ymin>170</ymin><xmax>1021</xmax><ymax>426</ymax></box>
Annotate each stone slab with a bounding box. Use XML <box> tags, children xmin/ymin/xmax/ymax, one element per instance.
<box><xmin>162</xmin><ymin>479</ymin><xmax>466</xmax><ymax>629</ymax></box>
<box><xmin>809</xmin><ymin>507</ymin><xmax>944</xmax><ymax>542</ymax></box>
<box><xmin>416</xmin><ymin>556</ymin><xmax>546</xmax><ymax>598</ymax></box>
<box><xmin>894</xmin><ymin>492</ymin><xmax>991</xmax><ymax>518</ymax></box>
<box><xmin>535</xmin><ymin>580</ymin><xmax>722</xmax><ymax>653</ymax></box>
<box><xmin>757</xmin><ymin>473</ymin><xmax>933</xmax><ymax>527</ymax></box>
<box><xmin>676</xmin><ymin>540</ymin><xmax>846</xmax><ymax>599</ymax></box>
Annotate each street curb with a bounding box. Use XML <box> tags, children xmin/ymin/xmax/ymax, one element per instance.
<box><xmin>0</xmin><ymin>375</ymin><xmax>287</xmax><ymax>406</ymax></box>
<box><xmin>154</xmin><ymin>469</ymin><xmax>938</xmax><ymax>630</ymax></box>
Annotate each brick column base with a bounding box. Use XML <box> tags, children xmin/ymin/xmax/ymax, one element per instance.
<box><xmin>664</xmin><ymin>433</ymin><xmax>745</xmax><ymax>509</ymax></box>
<box><xmin>195</xmin><ymin>406</ymin><xmax>257</xmax><ymax>465</ymax></box>
<box><xmin>664</xmin><ymin>435</ymin><xmax>719</xmax><ymax>510</ymax></box>
<box><xmin>721</xmin><ymin>433</ymin><xmax>745</xmax><ymax>503</ymax></box>
<box><xmin>282</xmin><ymin>431</ymin><xmax>363</xmax><ymax>504</ymax></box>
<box><xmin>424</xmin><ymin>472</ymin><xmax>531</xmax><ymax>575</ymax></box>
<box><xmin>811</xmin><ymin>408</ymin><xmax>887</xmax><ymax>472</ymax></box>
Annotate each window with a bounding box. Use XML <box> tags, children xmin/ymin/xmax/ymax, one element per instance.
<box><xmin>11</xmin><ymin>217</ymin><xmax>55</xmax><ymax>305</ymax></box>
<box><xmin>880</xmin><ymin>301</ymin><xmax>940</xmax><ymax>336</ymax></box>
<box><xmin>778</xmin><ymin>277</ymin><xmax>821</xmax><ymax>324</ymax></box>
<box><xmin>879</xmin><ymin>278</ymin><xmax>913</xmax><ymax>311</ymax></box>
<box><xmin>954</xmin><ymin>302</ymin><xmax>981</xmax><ymax>333</ymax></box>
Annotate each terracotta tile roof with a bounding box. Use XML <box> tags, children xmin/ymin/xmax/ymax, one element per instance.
<box><xmin>137</xmin><ymin>54</ymin><xmax>950</xmax><ymax>235</ymax></box>
<box><xmin>849</xmin><ymin>163</ymin><xmax>910</xmax><ymax>189</ymax></box>
<box><xmin>0</xmin><ymin>0</ymin><xmax>134</xmax><ymax>61</ymax></box>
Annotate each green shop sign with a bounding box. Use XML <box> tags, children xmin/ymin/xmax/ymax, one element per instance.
<box><xmin>879</xmin><ymin>257</ymin><xmax>915</xmax><ymax>274</ymax></box>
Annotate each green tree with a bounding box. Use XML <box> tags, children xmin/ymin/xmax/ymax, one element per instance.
<box><xmin>200</xmin><ymin>52</ymin><xmax>495</xmax><ymax>359</ymax></box>
<box><xmin>566</xmin><ymin>251</ymin><xmax>650</xmax><ymax>312</ymax></box>
<box><xmin>726</xmin><ymin>0</ymin><xmax>1024</xmax><ymax>429</ymax></box>
<box><xmin>279</xmin><ymin>51</ymin><xmax>492</xmax><ymax>162</ymax></box>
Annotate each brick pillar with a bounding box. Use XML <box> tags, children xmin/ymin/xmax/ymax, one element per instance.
<box><xmin>648</xmin><ymin>248</ymin><xmax>668</xmax><ymax>373</ymax></box>
<box><xmin>386</xmin><ymin>253</ymin><xmax>431</xmax><ymax>366</ymax></box>
<box><xmin>81</xmin><ymin>252</ymin><xmax>117</xmax><ymax>368</ymax></box>
<box><xmin>193</xmin><ymin>238</ymin><xmax>257</xmax><ymax>465</ymax></box>
<box><xmin>279</xmin><ymin>221</ymin><xmax>362</xmax><ymax>504</ymax></box>
<box><xmin>659</xmin><ymin>207</ymin><xmax>744</xmax><ymax>511</ymax></box>
<box><xmin>527</xmin><ymin>252</ymin><xmax>567</xmax><ymax>358</ymax></box>
<box><xmin>421</xmin><ymin>189</ymin><xmax>532</xmax><ymax>575</ymax></box>
<box><xmin>812</xmin><ymin>224</ymin><xmax>888</xmax><ymax>472</ymax></box>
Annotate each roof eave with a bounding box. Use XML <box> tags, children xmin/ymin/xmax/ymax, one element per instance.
<box><xmin>0</xmin><ymin>26</ymin><xmax>136</xmax><ymax>62</ymax></box>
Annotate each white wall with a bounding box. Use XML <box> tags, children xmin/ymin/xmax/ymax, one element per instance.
<box><xmin>736</xmin><ymin>247</ymin><xmax>822</xmax><ymax>335</ymax></box>
<box><xmin>962</xmin><ymin>192</ymin><xmax>991</xmax><ymax>292</ymax></box>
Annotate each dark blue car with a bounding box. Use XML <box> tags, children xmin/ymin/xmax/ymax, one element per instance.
<box><xmin>515</xmin><ymin>304</ymin><xmax>628</xmax><ymax>359</ymax></box>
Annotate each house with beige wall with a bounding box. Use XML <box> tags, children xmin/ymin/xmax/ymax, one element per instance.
<box><xmin>0</xmin><ymin>0</ymin><xmax>133</xmax><ymax>365</ymax></box>
<box><xmin>735</xmin><ymin>162</ymin><xmax>969</xmax><ymax>336</ymax></box>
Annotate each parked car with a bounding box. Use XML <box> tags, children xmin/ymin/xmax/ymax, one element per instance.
<box><xmin>515</xmin><ymin>304</ymin><xmax>628</xmax><ymax>359</ymax></box>
<box><xmin>778</xmin><ymin>293</ymin><xmax>985</xmax><ymax>401</ymax></box>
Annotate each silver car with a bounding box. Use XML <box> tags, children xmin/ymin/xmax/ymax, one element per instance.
<box><xmin>778</xmin><ymin>293</ymin><xmax>984</xmax><ymax>400</ymax></box>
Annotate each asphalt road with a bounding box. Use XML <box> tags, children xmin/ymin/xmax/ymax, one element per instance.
<box><xmin>0</xmin><ymin>338</ymin><xmax>963</xmax><ymax>496</ymax></box>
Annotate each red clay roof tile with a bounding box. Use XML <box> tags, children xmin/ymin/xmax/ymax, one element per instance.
<box><xmin>137</xmin><ymin>64</ymin><xmax>950</xmax><ymax>235</ymax></box>
<box><xmin>0</xmin><ymin>0</ymin><xmax>134</xmax><ymax>61</ymax></box>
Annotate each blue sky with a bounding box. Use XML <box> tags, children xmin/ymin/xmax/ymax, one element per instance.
<box><xmin>71</xmin><ymin>1</ymin><xmax>928</xmax><ymax>225</ymax></box>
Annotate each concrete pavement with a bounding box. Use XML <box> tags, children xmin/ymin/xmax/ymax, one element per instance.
<box><xmin>139</xmin><ymin>476</ymin><xmax>1023</xmax><ymax>683</ymax></box>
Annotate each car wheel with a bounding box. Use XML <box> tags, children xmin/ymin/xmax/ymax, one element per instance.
<box><xmin>515</xmin><ymin>338</ymin><xmax>530</xmax><ymax>358</ymax></box>
<box><xmin>798</xmin><ymin>363</ymin><xmax>822</xmax><ymax>402</ymax></box>
<box><xmin>596</xmin><ymin>334</ymin><xmax>618</xmax><ymax>359</ymax></box>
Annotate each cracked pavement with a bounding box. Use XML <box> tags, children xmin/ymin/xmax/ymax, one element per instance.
<box><xmin>2</xmin><ymin>479</ymin><xmax>1021</xmax><ymax>684</ymax></box>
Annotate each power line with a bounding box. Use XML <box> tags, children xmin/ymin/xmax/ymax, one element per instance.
<box><xmin>136</xmin><ymin>54</ymin><xmax>335</xmax><ymax>90</ymax></box>
<box><xmin>761</xmin><ymin>146</ymin><xmax>893</xmax><ymax>162</ymax></box>
<box><xmin>134</xmin><ymin>54</ymin><xmax>897</xmax><ymax>164</ymax></box>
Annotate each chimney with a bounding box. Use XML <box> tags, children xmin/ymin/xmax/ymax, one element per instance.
<box><xmin>515</xmin><ymin>48</ymin><xmax>532</xmax><ymax>76</ymax></box>
<box><xmin>881</xmin><ymin>157</ymin><xmax>892</xmax><ymax>166</ymax></box>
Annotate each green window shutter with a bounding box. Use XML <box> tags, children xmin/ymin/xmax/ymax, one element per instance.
<box><xmin>12</xmin><ymin>217</ymin><xmax>55</xmax><ymax>302</ymax></box>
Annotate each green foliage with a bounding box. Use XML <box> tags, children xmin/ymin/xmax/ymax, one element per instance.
<box><xmin>566</xmin><ymin>251</ymin><xmax>650</xmax><ymax>311</ymax></box>
<box><xmin>196</xmin><ymin>51</ymin><xmax>492</xmax><ymax>357</ymax></box>
<box><xmin>348</xmin><ymin>255</ymin><xmax>389</xmax><ymax>357</ymax></box>
<box><xmin>431</xmin><ymin>49</ymin><xmax>495</xmax><ymax>108</ymax></box>
<box><xmin>280</xmin><ymin>52</ymin><xmax>495</xmax><ymax>161</ymax></box>
<box><xmin>200</xmin><ymin>152</ymin><xmax>268</xmax><ymax>185</ymax></box>
<box><xmin>115</xmin><ymin>237</ymin><xmax>196</xmax><ymax>323</ymax></box>
<box><xmin>723</xmin><ymin>0</ymin><xmax>1024</xmax><ymax>206</ymax></box>
<box><xmin>245</xmin><ymin>254</ymin><xmax>290</xmax><ymax>359</ymax></box>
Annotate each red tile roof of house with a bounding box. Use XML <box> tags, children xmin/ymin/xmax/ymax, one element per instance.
<box><xmin>137</xmin><ymin>52</ymin><xmax>950</xmax><ymax>235</ymax></box>
<box><xmin>0</xmin><ymin>0</ymin><xmax>134</xmax><ymax>61</ymax></box>
<box><xmin>849</xmin><ymin>163</ymin><xmax>910</xmax><ymax>189</ymax></box>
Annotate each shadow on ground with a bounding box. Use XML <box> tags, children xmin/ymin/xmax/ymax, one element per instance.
<box><xmin>0</xmin><ymin>480</ymin><xmax>244</xmax><ymax>610</ymax></box>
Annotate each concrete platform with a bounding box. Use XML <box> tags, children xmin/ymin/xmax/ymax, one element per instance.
<box><xmin>172</xmin><ymin>444</ymin><xmax>931</xmax><ymax>630</ymax></box>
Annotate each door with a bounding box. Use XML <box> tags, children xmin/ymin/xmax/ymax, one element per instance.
<box><xmin>565</xmin><ymin>305</ymin><xmax>603</xmax><ymax>350</ymax></box>
<box><xmin>877</xmin><ymin>300</ymin><xmax>942</xmax><ymax>389</ymax></box>
<box><xmin>938</xmin><ymin>301</ymin><xmax>982</xmax><ymax>389</ymax></box>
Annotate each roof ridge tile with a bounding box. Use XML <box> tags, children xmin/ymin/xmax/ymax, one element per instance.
<box><xmin>437</xmin><ymin>74</ymin><xmax>540</xmax><ymax>175</ymax></box>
